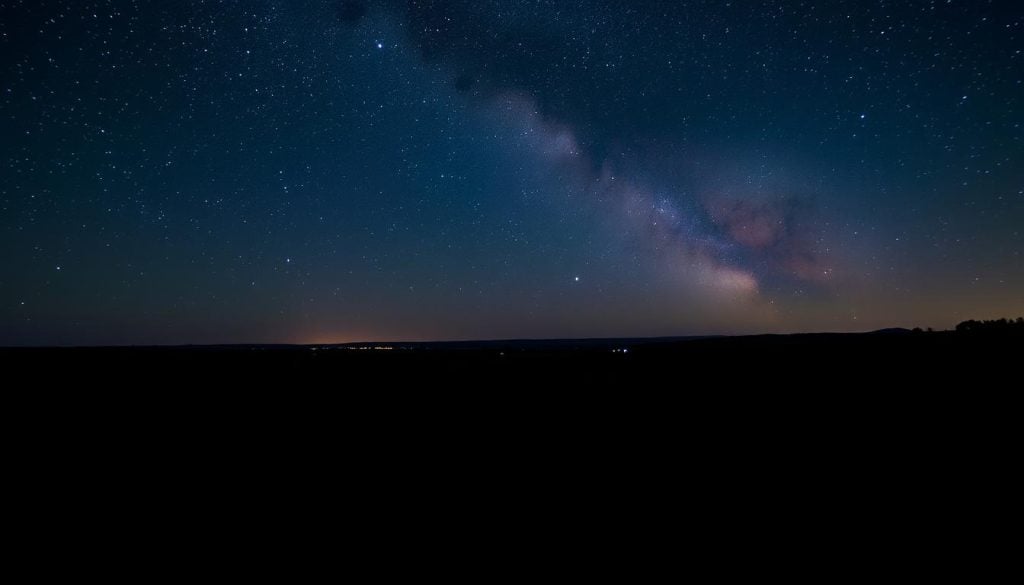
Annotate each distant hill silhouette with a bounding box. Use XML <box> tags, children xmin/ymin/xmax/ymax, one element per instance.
<box><xmin>1</xmin><ymin>316</ymin><xmax>1020</xmax><ymax>388</ymax></box>
<box><xmin>870</xmin><ymin>328</ymin><xmax>913</xmax><ymax>335</ymax></box>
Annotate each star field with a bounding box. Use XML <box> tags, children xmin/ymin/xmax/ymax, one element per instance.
<box><xmin>1</xmin><ymin>0</ymin><xmax>1021</xmax><ymax>345</ymax></box>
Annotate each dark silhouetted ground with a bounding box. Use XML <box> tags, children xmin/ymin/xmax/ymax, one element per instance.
<box><xmin>3</xmin><ymin>327</ymin><xmax>1020</xmax><ymax>387</ymax></box>
<box><xmin>4</xmin><ymin>325</ymin><xmax>1017</xmax><ymax>572</ymax></box>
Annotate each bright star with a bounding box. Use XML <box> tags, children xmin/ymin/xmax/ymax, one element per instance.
<box><xmin>574</xmin><ymin>276</ymin><xmax>579</xmax><ymax>282</ymax></box>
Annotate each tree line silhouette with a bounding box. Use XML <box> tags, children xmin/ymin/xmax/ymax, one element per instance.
<box><xmin>955</xmin><ymin>317</ymin><xmax>1024</xmax><ymax>335</ymax></box>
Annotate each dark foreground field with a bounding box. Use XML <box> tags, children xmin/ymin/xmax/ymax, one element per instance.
<box><xmin>3</xmin><ymin>328</ymin><xmax>1020</xmax><ymax>386</ymax></box>
<box><xmin>4</xmin><ymin>328</ymin><xmax>1016</xmax><ymax>571</ymax></box>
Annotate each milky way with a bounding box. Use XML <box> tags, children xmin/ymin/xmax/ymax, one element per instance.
<box><xmin>1</xmin><ymin>1</ymin><xmax>1021</xmax><ymax>345</ymax></box>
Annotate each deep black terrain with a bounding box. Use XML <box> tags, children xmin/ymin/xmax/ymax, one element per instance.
<box><xmin>4</xmin><ymin>323</ymin><xmax>1021</xmax><ymax>387</ymax></box>
<box><xmin>6</xmin><ymin>322</ymin><xmax>1017</xmax><ymax>567</ymax></box>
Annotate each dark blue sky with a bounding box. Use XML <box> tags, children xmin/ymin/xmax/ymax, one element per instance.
<box><xmin>2</xmin><ymin>1</ymin><xmax>1021</xmax><ymax>344</ymax></box>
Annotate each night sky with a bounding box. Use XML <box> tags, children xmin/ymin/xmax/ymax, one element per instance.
<box><xmin>2</xmin><ymin>0</ymin><xmax>1021</xmax><ymax>345</ymax></box>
